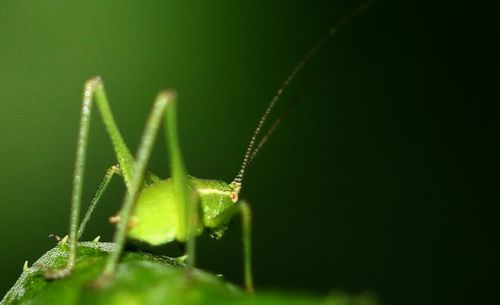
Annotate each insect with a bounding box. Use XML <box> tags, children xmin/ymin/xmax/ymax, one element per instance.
<box><xmin>44</xmin><ymin>2</ymin><xmax>369</xmax><ymax>293</ymax></box>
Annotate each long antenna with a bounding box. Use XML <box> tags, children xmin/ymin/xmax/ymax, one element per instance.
<box><xmin>248</xmin><ymin>110</ymin><xmax>287</xmax><ymax>165</ymax></box>
<box><xmin>248</xmin><ymin>77</ymin><xmax>311</xmax><ymax>164</ymax></box>
<box><xmin>232</xmin><ymin>1</ymin><xmax>371</xmax><ymax>189</ymax></box>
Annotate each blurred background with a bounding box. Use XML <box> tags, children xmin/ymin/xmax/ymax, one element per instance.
<box><xmin>0</xmin><ymin>1</ymin><xmax>498</xmax><ymax>304</ymax></box>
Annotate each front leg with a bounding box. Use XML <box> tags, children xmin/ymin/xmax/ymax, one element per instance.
<box><xmin>212</xmin><ymin>200</ymin><xmax>254</xmax><ymax>292</ymax></box>
<box><xmin>239</xmin><ymin>201</ymin><xmax>254</xmax><ymax>293</ymax></box>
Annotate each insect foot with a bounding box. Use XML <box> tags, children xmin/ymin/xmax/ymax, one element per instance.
<box><xmin>109</xmin><ymin>215</ymin><xmax>120</xmax><ymax>224</ymax></box>
<box><xmin>48</xmin><ymin>233</ymin><xmax>62</xmax><ymax>243</ymax></box>
<box><xmin>43</xmin><ymin>235</ymin><xmax>73</xmax><ymax>280</ymax></box>
<box><xmin>174</xmin><ymin>254</ymin><xmax>188</xmax><ymax>265</ymax></box>
<box><xmin>108</xmin><ymin>214</ymin><xmax>138</xmax><ymax>228</ymax></box>
<box><xmin>44</xmin><ymin>267</ymin><xmax>72</xmax><ymax>280</ymax></box>
<box><xmin>86</xmin><ymin>272</ymin><xmax>114</xmax><ymax>290</ymax></box>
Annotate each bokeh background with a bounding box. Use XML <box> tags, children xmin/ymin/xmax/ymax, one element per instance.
<box><xmin>0</xmin><ymin>1</ymin><xmax>498</xmax><ymax>305</ymax></box>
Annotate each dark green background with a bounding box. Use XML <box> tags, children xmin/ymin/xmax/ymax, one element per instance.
<box><xmin>0</xmin><ymin>1</ymin><xmax>498</xmax><ymax>305</ymax></box>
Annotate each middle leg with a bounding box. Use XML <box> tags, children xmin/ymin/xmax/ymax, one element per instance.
<box><xmin>77</xmin><ymin>164</ymin><xmax>121</xmax><ymax>239</ymax></box>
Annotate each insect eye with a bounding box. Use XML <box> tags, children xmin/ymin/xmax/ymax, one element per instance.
<box><xmin>230</xmin><ymin>192</ymin><xmax>238</xmax><ymax>203</ymax></box>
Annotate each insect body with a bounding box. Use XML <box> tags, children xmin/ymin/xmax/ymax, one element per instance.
<box><xmin>45</xmin><ymin>3</ymin><xmax>369</xmax><ymax>293</ymax></box>
<box><xmin>126</xmin><ymin>177</ymin><xmax>239</xmax><ymax>245</ymax></box>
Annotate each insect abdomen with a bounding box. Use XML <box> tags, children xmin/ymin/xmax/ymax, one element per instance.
<box><xmin>127</xmin><ymin>179</ymin><xmax>179</xmax><ymax>246</ymax></box>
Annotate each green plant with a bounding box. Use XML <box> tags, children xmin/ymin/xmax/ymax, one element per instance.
<box><xmin>1</xmin><ymin>242</ymin><xmax>377</xmax><ymax>305</ymax></box>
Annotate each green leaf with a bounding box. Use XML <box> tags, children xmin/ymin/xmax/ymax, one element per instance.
<box><xmin>1</xmin><ymin>242</ymin><xmax>377</xmax><ymax>305</ymax></box>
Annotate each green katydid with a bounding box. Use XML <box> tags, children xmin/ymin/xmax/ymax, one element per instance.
<box><xmin>44</xmin><ymin>3</ymin><xmax>369</xmax><ymax>293</ymax></box>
